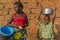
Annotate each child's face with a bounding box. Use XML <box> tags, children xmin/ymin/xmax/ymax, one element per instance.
<box><xmin>14</xmin><ymin>4</ymin><xmax>22</xmax><ymax>13</ymax></box>
<box><xmin>43</xmin><ymin>16</ymin><xmax>50</xmax><ymax>25</ymax></box>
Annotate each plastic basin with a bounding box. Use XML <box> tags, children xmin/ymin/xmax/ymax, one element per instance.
<box><xmin>0</xmin><ymin>26</ymin><xmax>14</xmax><ymax>36</ymax></box>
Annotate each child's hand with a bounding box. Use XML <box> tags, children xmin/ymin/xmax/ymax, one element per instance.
<box><xmin>18</xmin><ymin>25</ymin><xmax>23</xmax><ymax>29</ymax></box>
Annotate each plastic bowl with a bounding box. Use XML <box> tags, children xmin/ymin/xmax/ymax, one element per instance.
<box><xmin>0</xmin><ymin>26</ymin><xmax>14</xmax><ymax>36</ymax></box>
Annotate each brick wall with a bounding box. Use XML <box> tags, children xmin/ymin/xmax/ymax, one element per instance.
<box><xmin>0</xmin><ymin>0</ymin><xmax>60</xmax><ymax>40</ymax></box>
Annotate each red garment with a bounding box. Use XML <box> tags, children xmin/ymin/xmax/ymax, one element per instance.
<box><xmin>12</xmin><ymin>13</ymin><xmax>26</xmax><ymax>27</ymax></box>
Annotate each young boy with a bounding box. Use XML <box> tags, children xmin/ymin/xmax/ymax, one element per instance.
<box><xmin>7</xmin><ymin>1</ymin><xmax>28</xmax><ymax>40</ymax></box>
<box><xmin>38</xmin><ymin>13</ymin><xmax>56</xmax><ymax>40</ymax></box>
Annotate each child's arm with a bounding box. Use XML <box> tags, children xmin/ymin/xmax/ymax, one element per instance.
<box><xmin>22</xmin><ymin>15</ymin><xmax>28</xmax><ymax>27</ymax></box>
<box><xmin>38</xmin><ymin>13</ymin><xmax>42</xmax><ymax>21</ymax></box>
<box><xmin>50</xmin><ymin>11</ymin><xmax>56</xmax><ymax>24</ymax></box>
<box><xmin>18</xmin><ymin>15</ymin><xmax>28</xmax><ymax>29</ymax></box>
<box><xmin>7</xmin><ymin>15</ymin><xmax>13</xmax><ymax>24</ymax></box>
<box><xmin>7</xmin><ymin>15</ymin><xmax>17</xmax><ymax>27</ymax></box>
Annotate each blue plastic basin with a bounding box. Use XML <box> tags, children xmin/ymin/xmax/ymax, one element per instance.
<box><xmin>0</xmin><ymin>26</ymin><xmax>14</xmax><ymax>36</ymax></box>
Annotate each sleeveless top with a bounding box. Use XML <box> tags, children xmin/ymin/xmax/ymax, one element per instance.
<box><xmin>12</xmin><ymin>13</ymin><xmax>26</xmax><ymax>27</ymax></box>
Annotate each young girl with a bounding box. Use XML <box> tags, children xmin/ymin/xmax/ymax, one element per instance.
<box><xmin>38</xmin><ymin>13</ymin><xmax>56</xmax><ymax>40</ymax></box>
<box><xmin>7</xmin><ymin>1</ymin><xmax>28</xmax><ymax>40</ymax></box>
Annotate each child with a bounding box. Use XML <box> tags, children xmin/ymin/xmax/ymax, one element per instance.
<box><xmin>38</xmin><ymin>13</ymin><xmax>56</xmax><ymax>40</ymax></box>
<box><xmin>7</xmin><ymin>1</ymin><xmax>28</xmax><ymax>40</ymax></box>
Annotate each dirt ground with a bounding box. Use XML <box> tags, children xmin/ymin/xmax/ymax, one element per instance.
<box><xmin>0</xmin><ymin>0</ymin><xmax>60</xmax><ymax>40</ymax></box>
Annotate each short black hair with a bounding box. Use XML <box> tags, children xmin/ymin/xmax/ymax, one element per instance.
<box><xmin>14</xmin><ymin>1</ymin><xmax>23</xmax><ymax>9</ymax></box>
<box><xmin>44</xmin><ymin>15</ymin><xmax>50</xmax><ymax>21</ymax></box>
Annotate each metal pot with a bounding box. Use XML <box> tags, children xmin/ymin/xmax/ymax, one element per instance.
<box><xmin>42</xmin><ymin>8</ymin><xmax>53</xmax><ymax>15</ymax></box>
